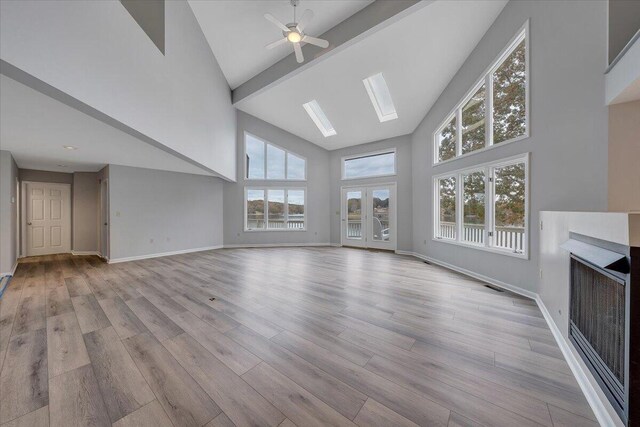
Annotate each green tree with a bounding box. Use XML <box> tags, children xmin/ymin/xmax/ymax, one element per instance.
<box><xmin>493</xmin><ymin>40</ymin><xmax>526</xmax><ymax>143</ymax></box>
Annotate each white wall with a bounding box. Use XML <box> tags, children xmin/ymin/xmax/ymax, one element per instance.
<box><xmin>329</xmin><ymin>135</ymin><xmax>413</xmax><ymax>251</ymax></box>
<box><xmin>223</xmin><ymin>111</ymin><xmax>331</xmax><ymax>247</ymax></box>
<box><xmin>0</xmin><ymin>0</ymin><xmax>236</xmax><ymax>180</ymax></box>
<box><xmin>411</xmin><ymin>0</ymin><xmax>609</xmax><ymax>293</ymax></box>
<box><xmin>0</xmin><ymin>151</ymin><xmax>18</xmax><ymax>275</ymax></box>
<box><xmin>108</xmin><ymin>165</ymin><xmax>223</xmax><ymax>261</ymax></box>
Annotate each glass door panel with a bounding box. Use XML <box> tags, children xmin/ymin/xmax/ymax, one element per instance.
<box><xmin>342</xmin><ymin>185</ymin><xmax>396</xmax><ymax>250</ymax></box>
<box><xmin>346</xmin><ymin>190</ymin><xmax>364</xmax><ymax>244</ymax></box>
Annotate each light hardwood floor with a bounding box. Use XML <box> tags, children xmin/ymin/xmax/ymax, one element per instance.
<box><xmin>0</xmin><ymin>247</ymin><xmax>598</xmax><ymax>427</ymax></box>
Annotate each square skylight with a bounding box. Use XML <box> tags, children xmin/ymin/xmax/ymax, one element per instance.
<box><xmin>363</xmin><ymin>72</ymin><xmax>398</xmax><ymax>122</ymax></box>
<box><xmin>303</xmin><ymin>100</ymin><xmax>336</xmax><ymax>137</ymax></box>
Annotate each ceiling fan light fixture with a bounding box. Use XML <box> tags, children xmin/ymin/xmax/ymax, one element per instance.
<box><xmin>287</xmin><ymin>31</ymin><xmax>302</xmax><ymax>43</ymax></box>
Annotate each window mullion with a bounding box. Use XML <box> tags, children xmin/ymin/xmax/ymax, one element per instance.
<box><xmin>486</xmin><ymin>73</ymin><xmax>493</xmax><ymax>147</ymax></box>
<box><xmin>456</xmin><ymin>108</ymin><xmax>463</xmax><ymax>157</ymax></box>
<box><xmin>284</xmin><ymin>189</ymin><xmax>289</xmax><ymax>230</ymax></box>
<box><xmin>457</xmin><ymin>173</ymin><xmax>462</xmax><ymax>243</ymax></box>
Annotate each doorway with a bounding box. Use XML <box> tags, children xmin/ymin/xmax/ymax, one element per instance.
<box><xmin>23</xmin><ymin>182</ymin><xmax>71</xmax><ymax>256</ymax></box>
<box><xmin>341</xmin><ymin>183</ymin><xmax>396</xmax><ymax>250</ymax></box>
<box><xmin>100</xmin><ymin>179</ymin><xmax>109</xmax><ymax>260</ymax></box>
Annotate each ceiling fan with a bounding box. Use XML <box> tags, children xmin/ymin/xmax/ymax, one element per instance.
<box><xmin>264</xmin><ymin>0</ymin><xmax>330</xmax><ymax>64</ymax></box>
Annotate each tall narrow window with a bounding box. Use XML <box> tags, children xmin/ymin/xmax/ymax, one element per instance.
<box><xmin>246</xmin><ymin>189</ymin><xmax>265</xmax><ymax>230</ymax></box>
<box><xmin>437</xmin><ymin>116</ymin><xmax>457</xmax><ymax>162</ymax></box>
<box><xmin>493</xmin><ymin>39</ymin><xmax>526</xmax><ymax>145</ymax></box>
<box><xmin>462</xmin><ymin>171</ymin><xmax>485</xmax><ymax>245</ymax></box>
<box><xmin>287</xmin><ymin>153</ymin><xmax>305</xmax><ymax>180</ymax></box>
<box><xmin>436</xmin><ymin>176</ymin><xmax>457</xmax><ymax>240</ymax></box>
<box><xmin>493</xmin><ymin>162</ymin><xmax>526</xmax><ymax>252</ymax></box>
<box><xmin>246</xmin><ymin>135</ymin><xmax>265</xmax><ymax>179</ymax></box>
<box><xmin>266</xmin><ymin>145</ymin><xmax>285</xmax><ymax>180</ymax></box>
<box><xmin>287</xmin><ymin>190</ymin><xmax>305</xmax><ymax>229</ymax></box>
<box><xmin>267</xmin><ymin>189</ymin><xmax>285</xmax><ymax>229</ymax></box>
<box><xmin>461</xmin><ymin>84</ymin><xmax>486</xmax><ymax>154</ymax></box>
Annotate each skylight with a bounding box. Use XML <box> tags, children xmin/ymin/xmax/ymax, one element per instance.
<box><xmin>303</xmin><ymin>100</ymin><xmax>336</xmax><ymax>137</ymax></box>
<box><xmin>363</xmin><ymin>72</ymin><xmax>398</xmax><ymax>122</ymax></box>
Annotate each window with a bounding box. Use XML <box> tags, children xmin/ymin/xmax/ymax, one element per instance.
<box><xmin>433</xmin><ymin>24</ymin><xmax>528</xmax><ymax>164</ymax></box>
<box><xmin>303</xmin><ymin>100</ymin><xmax>336</xmax><ymax>137</ymax></box>
<box><xmin>343</xmin><ymin>150</ymin><xmax>396</xmax><ymax>180</ymax></box>
<box><xmin>433</xmin><ymin>154</ymin><xmax>529</xmax><ymax>257</ymax></box>
<box><xmin>245</xmin><ymin>133</ymin><xmax>306</xmax><ymax>180</ymax></box>
<box><xmin>245</xmin><ymin>188</ymin><xmax>306</xmax><ymax>231</ymax></box>
<box><xmin>363</xmin><ymin>73</ymin><xmax>398</xmax><ymax>122</ymax></box>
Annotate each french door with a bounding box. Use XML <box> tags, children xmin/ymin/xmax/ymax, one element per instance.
<box><xmin>341</xmin><ymin>184</ymin><xmax>396</xmax><ymax>250</ymax></box>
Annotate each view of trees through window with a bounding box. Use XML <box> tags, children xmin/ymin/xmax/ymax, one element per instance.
<box><xmin>461</xmin><ymin>85</ymin><xmax>486</xmax><ymax>154</ymax></box>
<box><xmin>493</xmin><ymin>40</ymin><xmax>526</xmax><ymax>144</ymax></box>
<box><xmin>436</xmin><ymin>157</ymin><xmax>527</xmax><ymax>254</ymax></box>
<box><xmin>246</xmin><ymin>188</ymin><xmax>305</xmax><ymax>230</ymax></box>
<box><xmin>435</xmin><ymin>31</ymin><xmax>526</xmax><ymax>163</ymax></box>
<box><xmin>246</xmin><ymin>134</ymin><xmax>306</xmax><ymax>180</ymax></box>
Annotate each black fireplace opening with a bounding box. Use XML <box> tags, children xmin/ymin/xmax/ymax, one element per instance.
<box><xmin>569</xmin><ymin>253</ymin><xmax>629</xmax><ymax>424</ymax></box>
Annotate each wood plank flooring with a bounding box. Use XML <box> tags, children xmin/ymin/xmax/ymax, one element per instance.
<box><xmin>0</xmin><ymin>248</ymin><xmax>598</xmax><ymax>426</ymax></box>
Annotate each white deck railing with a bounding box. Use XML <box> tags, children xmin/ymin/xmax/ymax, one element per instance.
<box><xmin>346</xmin><ymin>220</ymin><xmax>389</xmax><ymax>238</ymax></box>
<box><xmin>247</xmin><ymin>217</ymin><xmax>305</xmax><ymax>230</ymax></box>
<box><xmin>439</xmin><ymin>222</ymin><xmax>525</xmax><ymax>252</ymax></box>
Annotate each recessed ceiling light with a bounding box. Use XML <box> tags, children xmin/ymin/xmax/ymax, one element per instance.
<box><xmin>363</xmin><ymin>72</ymin><xmax>398</xmax><ymax>122</ymax></box>
<box><xmin>302</xmin><ymin>100</ymin><xmax>336</xmax><ymax>137</ymax></box>
<box><xmin>63</xmin><ymin>145</ymin><xmax>78</xmax><ymax>150</ymax></box>
<box><xmin>56</xmin><ymin>164</ymin><xmax>68</xmax><ymax>168</ymax></box>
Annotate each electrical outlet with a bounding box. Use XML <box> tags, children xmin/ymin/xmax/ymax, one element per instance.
<box><xmin>115</xmin><ymin>211</ymin><xmax>121</xmax><ymax>217</ymax></box>
<box><xmin>539</xmin><ymin>268</ymin><xmax>543</xmax><ymax>279</ymax></box>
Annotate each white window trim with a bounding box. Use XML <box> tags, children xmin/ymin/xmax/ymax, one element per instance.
<box><xmin>244</xmin><ymin>186</ymin><xmax>307</xmax><ymax>232</ymax></box>
<box><xmin>244</xmin><ymin>132</ymin><xmax>308</xmax><ymax>182</ymax></box>
<box><xmin>433</xmin><ymin>20</ymin><xmax>530</xmax><ymax>166</ymax></box>
<box><xmin>341</xmin><ymin>148</ymin><xmax>397</xmax><ymax>181</ymax></box>
<box><xmin>432</xmin><ymin>153</ymin><xmax>530</xmax><ymax>259</ymax></box>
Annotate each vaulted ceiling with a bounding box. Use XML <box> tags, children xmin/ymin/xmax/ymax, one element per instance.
<box><xmin>191</xmin><ymin>0</ymin><xmax>508</xmax><ymax>150</ymax></box>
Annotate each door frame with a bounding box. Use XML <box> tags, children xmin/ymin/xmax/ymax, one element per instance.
<box><xmin>99</xmin><ymin>178</ymin><xmax>109</xmax><ymax>260</ymax></box>
<box><xmin>21</xmin><ymin>181</ymin><xmax>72</xmax><ymax>257</ymax></box>
<box><xmin>340</xmin><ymin>182</ymin><xmax>397</xmax><ymax>251</ymax></box>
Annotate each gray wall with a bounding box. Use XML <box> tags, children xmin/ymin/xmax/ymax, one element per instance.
<box><xmin>223</xmin><ymin>111</ymin><xmax>331</xmax><ymax>246</ymax></box>
<box><xmin>72</xmin><ymin>172</ymin><xmax>99</xmax><ymax>252</ymax></box>
<box><xmin>411</xmin><ymin>0</ymin><xmax>608</xmax><ymax>293</ymax></box>
<box><xmin>608</xmin><ymin>100</ymin><xmax>640</xmax><ymax>212</ymax></box>
<box><xmin>329</xmin><ymin>135</ymin><xmax>413</xmax><ymax>251</ymax></box>
<box><xmin>0</xmin><ymin>151</ymin><xmax>18</xmax><ymax>274</ymax></box>
<box><xmin>108</xmin><ymin>165</ymin><xmax>223</xmax><ymax>261</ymax></box>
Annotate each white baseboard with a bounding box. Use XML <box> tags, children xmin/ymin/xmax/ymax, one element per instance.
<box><xmin>0</xmin><ymin>261</ymin><xmax>19</xmax><ymax>278</ymax></box>
<box><xmin>71</xmin><ymin>250</ymin><xmax>101</xmax><ymax>256</ymax></box>
<box><xmin>108</xmin><ymin>245</ymin><xmax>223</xmax><ymax>264</ymax></box>
<box><xmin>535</xmin><ymin>296</ymin><xmax>619</xmax><ymax>427</ymax></box>
<box><xmin>223</xmin><ymin>242</ymin><xmax>332</xmax><ymax>249</ymax></box>
<box><xmin>397</xmin><ymin>249</ymin><xmax>617</xmax><ymax>427</ymax></box>
<box><xmin>395</xmin><ymin>250</ymin><xmax>537</xmax><ymax>299</ymax></box>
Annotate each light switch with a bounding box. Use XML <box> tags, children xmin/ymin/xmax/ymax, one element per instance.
<box><xmin>115</xmin><ymin>211</ymin><xmax>121</xmax><ymax>217</ymax></box>
<box><xmin>10</xmin><ymin>196</ymin><xmax>15</xmax><ymax>204</ymax></box>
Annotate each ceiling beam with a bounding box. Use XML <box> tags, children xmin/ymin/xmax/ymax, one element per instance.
<box><xmin>232</xmin><ymin>0</ymin><xmax>431</xmax><ymax>106</ymax></box>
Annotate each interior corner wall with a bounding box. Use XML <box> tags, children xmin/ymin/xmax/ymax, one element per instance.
<box><xmin>410</xmin><ymin>0</ymin><xmax>609</xmax><ymax>293</ymax></box>
<box><xmin>608</xmin><ymin>100</ymin><xmax>640</xmax><ymax>212</ymax></box>
<box><xmin>0</xmin><ymin>0</ymin><xmax>236</xmax><ymax>180</ymax></box>
<box><xmin>107</xmin><ymin>165</ymin><xmax>223</xmax><ymax>261</ymax></box>
<box><xmin>72</xmin><ymin>172</ymin><xmax>99</xmax><ymax>252</ymax></box>
<box><xmin>0</xmin><ymin>151</ymin><xmax>18</xmax><ymax>275</ymax></box>
<box><xmin>223</xmin><ymin>111</ymin><xmax>331</xmax><ymax>247</ymax></box>
<box><xmin>329</xmin><ymin>135</ymin><xmax>413</xmax><ymax>251</ymax></box>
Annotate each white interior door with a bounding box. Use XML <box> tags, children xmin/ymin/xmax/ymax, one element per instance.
<box><xmin>25</xmin><ymin>182</ymin><xmax>71</xmax><ymax>256</ymax></box>
<box><xmin>341</xmin><ymin>184</ymin><xmax>396</xmax><ymax>250</ymax></box>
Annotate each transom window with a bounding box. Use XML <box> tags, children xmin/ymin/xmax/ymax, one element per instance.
<box><xmin>245</xmin><ymin>133</ymin><xmax>306</xmax><ymax>181</ymax></box>
<box><xmin>245</xmin><ymin>188</ymin><xmax>306</xmax><ymax>231</ymax></box>
<box><xmin>434</xmin><ymin>24</ymin><xmax>528</xmax><ymax>164</ymax></box>
<box><xmin>342</xmin><ymin>150</ymin><xmax>396</xmax><ymax>180</ymax></box>
<box><xmin>434</xmin><ymin>154</ymin><xmax>529</xmax><ymax>257</ymax></box>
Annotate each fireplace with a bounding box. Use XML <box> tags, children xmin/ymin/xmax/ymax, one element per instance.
<box><xmin>563</xmin><ymin>236</ymin><xmax>630</xmax><ymax>424</ymax></box>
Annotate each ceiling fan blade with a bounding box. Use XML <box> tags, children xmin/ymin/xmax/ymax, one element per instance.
<box><xmin>266</xmin><ymin>38</ymin><xmax>288</xmax><ymax>49</ymax></box>
<box><xmin>264</xmin><ymin>13</ymin><xmax>289</xmax><ymax>32</ymax></box>
<box><xmin>302</xmin><ymin>35</ymin><xmax>329</xmax><ymax>49</ymax></box>
<box><xmin>293</xmin><ymin>42</ymin><xmax>304</xmax><ymax>63</ymax></box>
<box><xmin>296</xmin><ymin>9</ymin><xmax>314</xmax><ymax>32</ymax></box>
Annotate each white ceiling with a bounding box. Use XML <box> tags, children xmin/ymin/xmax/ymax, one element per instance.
<box><xmin>0</xmin><ymin>75</ymin><xmax>212</xmax><ymax>175</ymax></box>
<box><xmin>188</xmin><ymin>0</ymin><xmax>372</xmax><ymax>89</ymax></box>
<box><xmin>235</xmin><ymin>0</ymin><xmax>508</xmax><ymax>150</ymax></box>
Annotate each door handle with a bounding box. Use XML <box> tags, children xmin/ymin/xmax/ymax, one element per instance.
<box><xmin>104</xmin><ymin>223</ymin><xmax>108</xmax><ymax>226</ymax></box>
<box><xmin>27</xmin><ymin>222</ymin><xmax>32</xmax><ymax>225</ymax></box>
